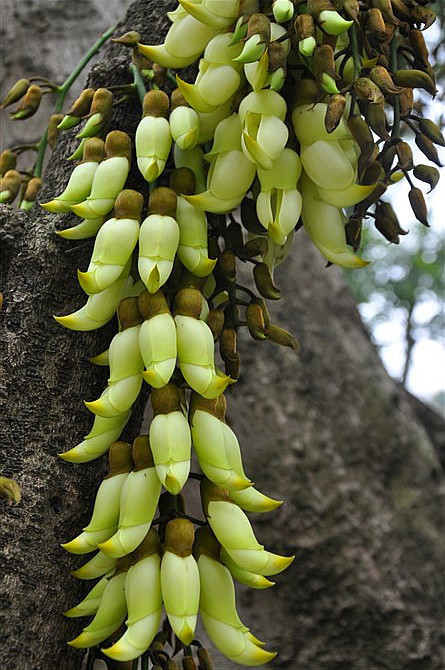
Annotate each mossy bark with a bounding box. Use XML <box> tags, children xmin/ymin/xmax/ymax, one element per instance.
<box><xmin>1</xmin><ymin>1</ymin><xmax>443</xmax><ymax>669</ymax></box>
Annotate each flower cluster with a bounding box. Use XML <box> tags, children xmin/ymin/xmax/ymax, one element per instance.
<box><xmin>1</xmin><ymin>0</ymin><xmax>441</xmax><ymax>666</ymax></box>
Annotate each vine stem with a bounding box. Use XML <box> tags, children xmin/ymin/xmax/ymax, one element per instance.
<box><xmin>348</xmin><ymin>24</ymin><xmax>361</xmax><ymax>116</ymax></box>
<box><xmin>130</xmin><ymin>63</ymin><xmax>147</xmax><ymax>105</ymax></box>
<box><xmin>33</xmin><ymin>24</ymin><xmax>117</xmax><ymax>177</ymax></box>
<box><xmin>390</xmin><ymin>34</ymin><xmax>400</xmax><ymax>140</ymax></box>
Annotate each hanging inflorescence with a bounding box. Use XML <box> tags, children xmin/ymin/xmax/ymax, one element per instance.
<box><xmin>1</xmin><ymin>0</ymin><xmax>442</xmax><ymax>667</ymax></box>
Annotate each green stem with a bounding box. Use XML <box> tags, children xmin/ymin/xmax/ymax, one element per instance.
<box><xmin>348</xmin><ymin>24</ymin><xmax>361</xmax><ymax>116</ymax></box>
<box><xmin>390</xmin><ymin>35</ymin><xmax>400</xmax><ymax>140</ymax></box>
<box><xmin>167</xmin><ymin>70</ymin><xmax>178</xmax><ymax>86</ymax></box>
<box><xmin>33</xmin><ymin>24</ymin><xmax>117</xmax><ymax>177</ymax></box>
<box><xmin>130</xmin><ymin>63</ymin><xmax>147</xmax><ymax>105</ymax></box>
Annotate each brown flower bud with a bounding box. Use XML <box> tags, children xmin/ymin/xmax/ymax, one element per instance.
<box><xmin>294</xmin><ymin>14</ymin><xmax>315</xmax><ymax>41</ymax></box>
<box><xmin>266</xmin><ymin>324</ymin><xmax>299</xmax><ymax>351</ymax></box>
<box><xmin>246</xmin><ymin>13</ymin><xmax>270</xmax><ymax>43</ymax></box>
<box><xmin>104</xmin><ymin>130</ymin><xmax>132</xmax><ymax>161</ymax></box>
<box><xmin>325</xmin><ymin>94</ymin><xmax>346</xmax><ymax>133</ymax></box>
<box><xmin>174</xmin><ymin>287</ymin><xmax>203</xmax><ymax>318</ymax></box>
<box><xmin>416</xmin><ymin>118</ymin><xmax>445</xmax><ymax>147</ymax></box>
<box><xmin>240</xmin><ymin>0</ymin><xmax>260</xmax><ymax>15</ymax></box>
<box><xmin>413</xmin><ymin>164</ymin><xmax>440</xmax><ymax>192</ymax></box>
<box><xmin>343</xmin><ymin>0</ymin><xmax>359</xmax><ymax>22</ymax></box>
<box><xmin>392</xmin><ymin>69</ymin><xmax>436</xmax><ymax>96</ymax></box>
<box><xmin>0</xmin><ymin>169</ymin><xmax>22</xmax><ymax>203</ymax></box>
<box><xmin>372</xmin><ymin>0</ymin><xmax>400</xmax><ymax>24</ymax></box>
<box><xmin>81</xmin><ymin>137</ymin><xmax>106</xmax><ymax>163</ymax></box>
<box><xmin>409</xmin><ymin>187</ymin><xmax>429</xmax><ymax>226</ymax></box>
<box><xmin>164</xmin><ymin>518</ymin><xmax>195</xmax><ymax>558</ymax></box>
<box><xmin>220</xmin><ymin>328</ymin><xmax>237</xmax><ymax>360</ymax></box>
<box><xmin>197</xmin><ymin>647</ymin><xmax>213</xmax><ymax>670</ymax></box>
<box><xmin>22</xmin><ymin>176</ymin><xmax>42</xmax><ymax>204</ymax></box>
<box><xmin>193</xmin><ymin>526</ymin><xmax>222</xmax><ymax>562</ymax></box>
<box><xmin>345</xmin><ymin>217</ymin><xmax>362</xmax><ymax>251</ymax></box>
<box><xmin>379</xmin><ymin>142</ymin><xmax>397</xmax><ymax>172</ymax></box>
<box><xmin>365</xmin><ymin>102</ymin><xmax>390</xmax><ymax>140</ymax></box>
<box><xmin>153</xmin><ymin>64</ymin><xmax>167</xmax><ymax>87</ymax></box>
<box><xmin>89</xmin><ymin>87</ymin><xmax>113</xmax><ymax>120</ymax></box>
<box><xmin>409</xmin><ymin>29</ymin><xmax>429</xmax><ymax>69</ymax></box>
<box><xmin>200</xmin><ymin>478</ymin><xmax>230</xmax><ymax>517</ymax></box>
<box><xmin>117</xmin><ymin>297</ymin><xmax>143</xmax><ymax>329</ymax></box>
<box><xmin>253</xmin><ymin>263</ymin><xmax>280</xmax><ymax>300</ymax></box>
<box><xmin>68</xmin><ymin>88</ymin><xmax>95</xmax><ymax>117</ymax></box>
<box><xmin>151</xmin><ymin>383</ymin><xmax>183</xmax><ymax>416</ymax></box>
<box><xmin>170</xmin><ymin>167</ymin><xmax>196</xmax><ymax>196</ymax></box>
<box><xmin>367</xmin><ymin>8</ymin><xmax>387</xmax><ymax>40</ymax></box>
<box><xmin>0</xmin><ymin>149</ymin><xmax>17</xmax><ymax>176</ymax></box>
<box><xmin>217</xmin><ymin>249</ymin><xmax>236</xmax><ymax>283</ymax></box>
<box><xmin>138</xmin><ymin>290</ymin><xmax>170</xmax><ymax>320</ymax></box>
<box><xmin>134</xmin><ymin>528</ymin><xmax>162</xmax><ymax>561</ymax></box>
<box><xmin>10</xmin><ymin>84</ymin><xmax>42</xmax><ymax>120</ymax></box>
<box><xmin>148</xmin><ymin>186</ymin><xmax>177</xmax><ymax>216</ymax></box>
<box><xmin>225</xmin><ymin>352</ymin><xmax>241</xmax><ymax>380</ymax></box>
<box><xmin>112</xmin><ymin>30</ymin><xmax>141</xmax><ymax>46</ymax></box>
<box><xmin>142</xmin><ymin>89</ymin><xmax>170</xmax><ymax>118</ymax></box>
<box><xmin>114</xmin><ymin>189</ymin><xmax>144</xmax><ymax>221</ymax></box>
<box><xmin>268</xmin><ymin>41</ymin><xmax>287</xmax><ymax>73</ymax></box>
<box><xmin>375</xmin><ymin>202</ymin><xmax>407</xmax><ymax>242</ymax></box>
<box><xmin>171</xmin><ymin>87</ymin><xmax>189</xmax><ymax>111</ymax></box>
<box><xmin>242</xmin><ymin>237</ymin><xmax>268</xmax><ymax>258</ymax></box>
<box><xmin>107</xmin><ymin>441</ymin><xmax>133</xmax><ymax>478</ymax></box>
<box><xmin>206</xmin><ymin>308</ymin><xmax>225</xmax><ymax>340</ymax></box>
<box><xmin>241</xmin><ymin>197</ymin><xmax>266</xmax><ymax>234</ymax></box>
<box><xmin>395</xmin><ymin>141</ymin><xmax>414</xmax><ymax>170</ymax></box>
<box><xmin>391</xmin><ymin>0</ymin><xmax>411</xmax><ymax>22</ymax></box>
<box><xmin>409</xmin><ymin>5</ymin><xmax>436</xmax><ymax>30</ymax></box>
<box><xmin>354</xmin><ymin>77</ymin><xmax>385</xmax><ymax>104</ymax></box>
<box><xmin>347</xmin><ymin>114</ymin><xmax>374</xmax><ymax>152</ymax></box>
<box><xmin>1</xmin><ymin>78</ymin><xmax>30</xmax><ymax>109</ymax></box>
<box><xmin>360</xmin><ymin>160</ymin><xmax>383</xmax><ymax>185</ymax></box>
<box><xmin>246</xmin><ymin>302</ymin><xmax>267</xmax><ymax>340</ymax></box>
<box><xmin>132</xmin><ymin>435</ymin><xmax>155</xmax><ymax>470</ymax></box>
<box><xmin>415</xmin><ymin>133</ymin><xmax>442</xmax><ymax>167</ymax></box>
<box><xmin>369</xmin><ymin>66</ymin><xmax>405</xmax><ymax>94</ymax></box>
<box><xmin>313</xmin><ymin>44</ymin><xmax>338</xmax><ymax>83</ymax></box>
<box><xmin>307</xmin><ymin>0</ymin><xmax>335</xmax><ymax>17</ymax></box>
<box><xmin>398</xmin><ymin>88</ymin><xmax>414</xmax><ymax>117</ymax></box>
<box><xmin>46</xmin><ymin>113</ymin><xmax>64</xmax><ymax>149</ymax></box>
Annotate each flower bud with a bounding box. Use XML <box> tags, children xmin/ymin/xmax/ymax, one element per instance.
<box><xmin>415</xmin><ymin>133</ymin><xmax>442</xmax><ymax>167</ymax></box>
<box><xmin>416</xmin><ymin>118</ymin><xmax>445</xmax><ymax>147</ymax></box>
<box><xmin>0</xmin><ymin>78</ymin><xmax>30</xmax><ymax>109</ymax></box>
<box><xmin>318</xmin><ymin>9</ymin><xmax>353</xmax><ymax>35</ymax></box>
<box><xmin>273</xmin><ymin>0</ymin><xmax>294</xmax><ymax>22</ymax></box>
<box><xmin>313</xmin><ymin>45</ymin><xmax>340</xmax><ymax>94</ymax></box>
<box><xmin>325</xmin><ymin>94</ymin><xmax>346</xmax><ymax>134</ymax></box>
<box><xmin>235</xmin><ymin>14</ymin><xmax>270</xmax><ymax>63</ymax></box>
<box><xmin>392</xmin><ymin>69</ymin><xmax>436</xmax><ymax>96</ymax></box>
<box><xmin>413</xmin><ymin>164</ymin><xmax>440</xmax><ymax>192</ymax></box>
<box><xmin>161</xmin><ymin>519</ymin><xmax>200</xmax><ymax>645</ymax></box>
<box><xmin>395</xmin><ymin>141</ymin><xmax>414</xmax><ymax>170</ymax></box>
<box><xmin>170</xmin><ymin>106</ymin><xmax>200</xmax><ymax>150</ymax></box>
<box><xmin>0</xmin><ymin>149</ymin><xmax>17</xmax><ymax>176</ymax></box>
<box><xmin>266</xmin><ymin>324</ymin><xmax>299</xmax><ymax>350</ymax></box>
<box><xmin>75</xmin><ymin>88</ymin><xmax>113</xmax><ymax>139</ymax></box>
<box><xmin>408</xmin><ymin>187</ymin><xmax>429</xmax><ymax>226</ymax></box>
<box><xmin>0</xmin><ymin>170</ymin><xmax>21</xmax><ymax>204</ymax></box>
<box><xmin>112</xmin><ymin>30</ymin><xmax>141</xmax><ymax>46</ymax></box>
<box><xmin>10</xmin><ymin>84</ymin><xmax>42</xmax><ymax>120</ymax></box>
<box><xmin>58</xmin><ymin>88</ymin><xmax>95</xmax><ymax>130</ymax></box>
<box><xmin>46</xmin><ymin>113</ymin><xmax>64</xmax><ymax>148</ymax></box>
<box><xmin>367</xmin><ymin>8</ymin><xmax>386</xmax><ymax>40</ymax></box>
<box><xmin>253</xmin><ymin>263</ymin><xmax>280</xmax><ymax>300</ymax></box>
<box><xmin>19</xmin><ymin>177</ymin><xmax>42</xmax><ymax>211</ymax></box>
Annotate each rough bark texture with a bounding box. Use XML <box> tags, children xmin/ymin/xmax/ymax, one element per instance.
<box><xmin>1</xmin><ymin>2</ymin><xmax>444</xmax><ymax>670</ymax></box>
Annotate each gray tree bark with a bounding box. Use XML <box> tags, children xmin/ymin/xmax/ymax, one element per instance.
<box><xmin>1</xmin><ymin>2</ymin><xmax>444</xmax><ymax>670</ymax></box>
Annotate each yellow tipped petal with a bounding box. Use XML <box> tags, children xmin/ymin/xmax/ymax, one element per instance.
<box><xmin>176</xmin><ymin>76</ymin><xmax>216</xmax><ymax>114</ymax></box>
<box><xmin>41</xmin><ymin>199</ymin><xmax>72</xmax><ymax>213</ymax></box>
<box><xmin>138</xmin><ymin>43</ymin><xmax>196</xmax><ymax>69</ymax></box>
<box><xmin>70</xmin><ymin>201</ymin><xmax>101</xmax><ymax>219</ymax></box>
<box><xmin>184</xmin><ymin>191</ymin><xmax>243</xmax><ymax>214</ymax></box>
<box><xmin>316</xmin><ymin>182</ymin><xmax>376</xmax><ymax>208</ymax></box>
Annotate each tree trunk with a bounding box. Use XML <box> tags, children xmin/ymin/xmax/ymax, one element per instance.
<box><xmin>1</xmin><ymin>2</ymin><xmax>443</xmax><ymax>669</ymax></box>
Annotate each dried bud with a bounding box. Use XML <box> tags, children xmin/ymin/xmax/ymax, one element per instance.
<box><xmin>354</xmin><ymin>77</ymin><xmax>384</xmax><ymax>104</ymax></box>
<box><xmin>343</xmin><ymin>0</ymin><xmax>359</xmax><ymax>22</ymax></box>
<box><xmin>367</xmin><ymin>8</ymin><xmax>387</xmax><ymax>40</ymax></box>
<box><xmin>392</xmin><ymin>69</ymin><xmax>436</xmax><ymax>96</ymax></box>
<box><xmin>0</xmin><ymin>78</ymin><xmax>30</xmax><ymax>109</ymax></box>
<box><xmin>0</xmin><ymin>150</ymin><xmax>17</xmax><ymax>176</ymax></box>
<box><xmin>0</xmin><ymin>477</ymin><xmax>21</xmax><ymax>505</ymax></box>
<box><xmin>369</xmin><ymin>66</ymin><xmax>404</xmax><ymax>94</ymax></box>
<box><xmin>415</xmin><ymin>133</ymin><xmax>442</xmax><ymax>167</ymax></box>
<box><xmin>112</xmin><ymin>30</ymin><xmax>141</xmax><ymax>46</ymax></box>
<box><xmin>395</xmin><ymin>141</ymin><xmax>414</xmax><ymax>170</ymax></box>
<box><xmin>253</xmin><ymin>263</ymin><xmax>280</xmax><ymax>300</ymax></box>
<box><xmin>10</xmin><ymin>84</ymin><xmax>42</xmax><ymax>120</ymax></box>
<box><xmin>413</xmin><ymin>164</ymin><xmax>440</xmax><ymax>192</ymax></box>
<box><xmin>206</xmin><ymin>309</ymin><xmax>225</xmax><ymax>340</ymax></box>
<box><xmin>325</xmin><ymin>94</ymin><xmax>346</xmax><ymax>133</ymax></box>
<box><xmin>246</xmin><ymin>13</ymin><xmax>270</xmax><ymax>42</ymax></box>
<box><xmin>47</xmin><ymin>113</ymin><xmax>64</xmax><ymax>149</ymax></box>
<box><xmin>372</xmin><ymin>0</ymin><xmax>400</xmax><ymax>25</ymax></box>
<box><xmin>266</xmin><ymin>324</ymin><xmax>299</xmax><ymax>350</ymax></box>
<box><xmin>408</xmin><ymin>187</ymin><xmax>429</xmax><ymax>226</ymax></box>
<box><xmin>294</xmin><ymin>13</ymin><xmax>315</xmax><ymax>40</ymax></box>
